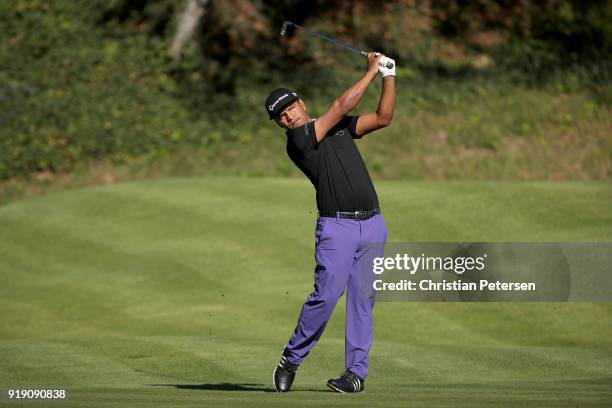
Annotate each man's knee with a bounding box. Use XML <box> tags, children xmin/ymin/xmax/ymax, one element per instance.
<box><xmin>308</xmin><ymin>285</ymin><xmax>345</xmax><ymax>309</ymax></box>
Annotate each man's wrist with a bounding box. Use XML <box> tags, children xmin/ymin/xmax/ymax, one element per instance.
<box><xmin>365</xmin><ymin>70</ymin><xmax>378</xmax><ymax>80</ymax></box>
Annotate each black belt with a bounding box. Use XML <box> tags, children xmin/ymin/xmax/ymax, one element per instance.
<box><xmin>318</xmin><ymin>208</ymin><xmax>381</xmax><ymax>220</ymax></box>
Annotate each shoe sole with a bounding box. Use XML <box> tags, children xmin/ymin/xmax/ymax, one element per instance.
<box><xmin>326</xmin><ymin>382</ymin><xmax>346</xmax><ymax>393</ymax></box>
<box><xmin>326</xmin><ymin>382</ymin><xmax>365</xmax><ymax>394</ymax></box>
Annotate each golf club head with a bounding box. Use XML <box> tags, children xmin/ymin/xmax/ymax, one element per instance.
<box><xmin>280</xmin><ymin>21</ymin><xmax>294</xmax><ymax>37</ymax></box>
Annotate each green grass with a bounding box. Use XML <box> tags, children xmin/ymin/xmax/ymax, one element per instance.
<box><xmin>0</xmin><ymin>177</ymin><xmax>611</xmax><ymax>407</ymax></box>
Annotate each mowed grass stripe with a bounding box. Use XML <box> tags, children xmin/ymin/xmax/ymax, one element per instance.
<box><xmin>1</xmin><ymin>179</ymin><xmax>315</xmax><ymax>288</ymax></box>
<box><xmin>373</xmin><ymin>303</ymin><xmax>612</xmax><ymax>349</ymax></box>
<box><xmin>380</xmin><ymin>181</ymin><xmax>612</xmax><ymax>241</ymax></box>
<box><xmin>373</xmin><ymin>340</ymin><xmax>611</xmax><ymax>383</ymax></box>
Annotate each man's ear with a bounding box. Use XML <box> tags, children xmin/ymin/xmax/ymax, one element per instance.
<box><xmin>298</xmin><ymin>99</ymin><xmax>307</xmax><ymax>112</ymax></box>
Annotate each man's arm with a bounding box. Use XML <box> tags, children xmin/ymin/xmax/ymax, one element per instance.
<box><xmin>354</xmin><ymin>71</ymin><xmax>396</xmax><ymax>138</ymax></box>
<box><xmin>313</xmin><ymin>53</ymin><xmax>381</xmax><ymax>142</ymax></box>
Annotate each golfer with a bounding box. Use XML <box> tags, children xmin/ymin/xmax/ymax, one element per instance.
<box><xmin>265</xmin><ymin>52</ymin><xmax>396</xmax><ymax>393</ymax></box>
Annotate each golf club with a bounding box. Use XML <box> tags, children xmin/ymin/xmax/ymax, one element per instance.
<box><xmin>280</xmin><ymin>21</ymin><xmax>394</xmax><ymax>69</ymax></box>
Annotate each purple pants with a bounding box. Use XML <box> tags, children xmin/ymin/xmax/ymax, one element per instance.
<box><xmin>282</xmin><ymin>214</ymin><xmax>387</xmax><ymax>379</ymax></box>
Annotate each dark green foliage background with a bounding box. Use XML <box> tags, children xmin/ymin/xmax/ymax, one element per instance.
<box><xmin>1</xmin><ymin>0</ymin><xmax>610</xmax><ymax>181</ymax></box>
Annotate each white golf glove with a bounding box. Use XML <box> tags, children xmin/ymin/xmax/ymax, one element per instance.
<box><xmin>378</xmin><ymin>56</ymin><xmax>396</xmax><ymax>77</ymax></box>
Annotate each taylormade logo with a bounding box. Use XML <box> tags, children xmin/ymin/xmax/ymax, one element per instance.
<box><xmin>269</xmin><ymin>92</ymin><xmax>297</xmax><ymax>112</ymax></box>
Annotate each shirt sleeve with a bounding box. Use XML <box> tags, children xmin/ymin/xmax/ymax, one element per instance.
<box><xmin>286</xmin><ymin>121</ymin><xmax>317</xmax><ymax>157</ymax></box>
<box><xmin>347</xmin><ymin>115</ymin><xmax>361</xmax><ymax>139</ymax></box>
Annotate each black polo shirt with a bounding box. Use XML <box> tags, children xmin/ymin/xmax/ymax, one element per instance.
<box><xmin>285</xmin><ymin>116</ymin><xmax>379</xmax><ymax>213</ymax></box>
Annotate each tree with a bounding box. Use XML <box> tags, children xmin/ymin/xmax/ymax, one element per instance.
<box><xmin>170</xmin><ymin>0</ymin><xmax>210</xmax><ymax>62</ymax></box>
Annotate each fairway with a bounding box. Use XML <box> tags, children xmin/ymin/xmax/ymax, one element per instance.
<box><xmin>0</xmin><ymin>177</ymin><xmax>611</xmax><ymax>407</ymax></box>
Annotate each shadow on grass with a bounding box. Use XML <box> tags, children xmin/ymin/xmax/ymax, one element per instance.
<box><xmin>150</xmin><ymin>383</ymin><xmax>331</xmax><ymax>393</ymax></box>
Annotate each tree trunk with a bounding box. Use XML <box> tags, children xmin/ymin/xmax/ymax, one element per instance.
<box><xmin>170</xmin><ymin>0</ymin><xmax>209</xmax><ymax>62</ymax></box>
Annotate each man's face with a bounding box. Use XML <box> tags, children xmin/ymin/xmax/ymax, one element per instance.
<box><xmin>275</xmin><ymin>99</ymin><xmax>309</xmax><ymax>130</ymax></box>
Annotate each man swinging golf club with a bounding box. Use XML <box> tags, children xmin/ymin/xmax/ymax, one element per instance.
<box><xmin>264</xmin><ymin>52</ymin><xmax>396</xmax><ymax>393</ymax></box>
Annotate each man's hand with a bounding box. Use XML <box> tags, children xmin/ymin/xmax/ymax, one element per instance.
<box><xmin>367</xmin><ymin>52</ymin><xmax>383</xmax><ymax>74</ymax></box>
<box><xmin>378</xmin><ymin>56</ymin><xmax>396</xmax><ymax>77</ymax></box>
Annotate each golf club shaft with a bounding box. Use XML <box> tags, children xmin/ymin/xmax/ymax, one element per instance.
<box><xmin>292</xmin><ymin>22</ymin><xmax>365</xmax><ymax>57</ymax></box>
<box><xmin>283</xmin><ymin>22</ymin><xmax>394</xmax><ymax>69</ymax></box>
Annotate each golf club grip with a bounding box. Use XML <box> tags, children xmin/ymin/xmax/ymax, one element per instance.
<box><xmin>360</xmin><ymin>52</ymin><xmax>394</xmax><ymax>69</ymax></box>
